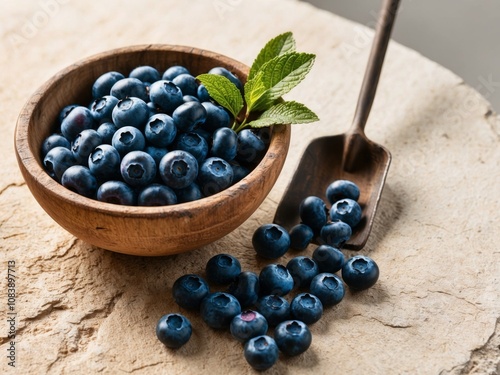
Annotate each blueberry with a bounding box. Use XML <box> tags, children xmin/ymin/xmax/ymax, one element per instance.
<box><xmin>112</xmin><ymin>97</ymin><xmax>149</xmax><ymax>129</ymax></box>
<box><xmin>197</xmin><ymin>157</ymin><xmax>233</xmax><ymax>196</ymax></box>
<box><xmin>256</xmin><ymin>295</ymin><xmax>290</xmax><ymax>326</ymax></box>
<box><xmin>289</xmin><ymin>223</ymin><xmax>314</xmax><ymax>251</ymax></box>
<box><xmin>172</xmin><ymin>73</ymin><xmax>198</xmax><ymax>97</ymax></box>
<box><xmin>147</xmin><ymin>101</ymin><xmax>158</xmax><ymax>117</ymax></box>
<box><xmin>274</xmin><ymin>320</ymin><xmax>312</xmax><ymax>356</ymax></box>
<box><xmin>88</xmin><ymin>144</ymin><xmax>121</xmax><ymax>182</ymax></box>
<box><xmin>229</xmin><ymin>161</ymin><xmax>250</xmax><ymax>184</ymax></box>
<box><xmin>252</xmin><ymin>223</ymin><xmax>290</xmax><ymax>259</ymax></box>
<box><xmin>228</xmin><ymin>271</ymin><xmax>260</xmax><ymax>308</ymax></box>
<box><xmin>309</xmin><ymin>273</ymin><xmax>345</xmax><ymax>307</ymax></box>
<box><xmin>172</xmin><ymin>274</ymin><xmax>210</xmax><ymax>310</ymax></box>
<box><xmin>174</xmin><ymin>132</ymin><xmax>208</xmax><ymax>164</ymax></box>
<box><xmin>201</xmin><ymin>102</ymin><xmax>231</xmax><ymax>132</ymax></box>
<box><xmin>137</xmin><ymin>184</ymin><xmax>177</xmax><ymax>206</ymax></box>
<box><xmin>110</xmin><ymin>77</ymin><xmax>149</xmax><ymax>102</ymax></box>
<box><xmin>162</xmin><ymin>65</ymin><xmax>190</xmax><ymax>81</ymax></box>
<box><xmin>149</xmin><ymin>80</ymin><xmax>184</xmax><ymax>114</ymax></box>
<box><xmin>41</xmin><ymin>134</ymin><xmax>70</xmax><ymax>158</ymax></box>
<box><xmin>61</xmin><ymin>165</ymin><xmax>97</xmax><ymax>198</ymax></box>
<box><xmin>299</xmin><ymin>196</ymin><xmax>328</xmax><ymax>236</ymax></box>
<box><xmin>312</xmin><ymin>244</ymin><xmax>345</xmax><ymax>274</ymax></box>
<box><xmin>112</xmin><ymin>126</ymin><xmax>146</xmax><ymax>156</ymax></box>
<box><xmin>96</xmin><ymin>122</ymin><xmax>118</xmax><ymax>144</ymax></box>
<box><xmin>89</xmin><ymin>95</ymin><xmax>119</xmax><ymax>124</ymax></box>
<box><xmin>259</xmin><ymin>264</ymin><xmax>294</xmax><ymax>296</ymax></box>
<box><xmin>183</xmin><ymin>95</ymin><xmax>199</xmax><ymax>103</ymax></box>
<box><xmin>129</xmin><ymin>65</ymin><xmax>160</xmax><ymax>83</ymax></box>
<box><xmin>243</xmin><ymin>335</ymin><xmax>279</xmax><ymax>371</ymax></box>
<box><xmin>197</xmin><ymin>84</ymin><xmax>211</xmax><ymax>102</ymax></box>
<box><xmin>174</xmin><ymin>183</ymin><xmax>203</xmax><ymax>203</ymax></box>
<box><xmin>286</xmin><ymin>256</ymin><xmax>319</xmax><ymax>289</ymax></box>
<box><xmin>96</xmin><ymin>180</ymin><xmax>136</xmax><ymax>205</ymax></box>
<box><xmin>211</xmin><ymin>127</ymin><xmax>238</xmax><ymax>161</ymax></box>
<box><xmin>341</xmin><ymin>255</ymin><xmax>379</xmax><ymax>291</ymax></box>
<box><xmin>60</xmin><ymin>106</ymin><xmax>94</xmax><ymax>141</ymax></box>
<box><xmin>159</xmin><ymin>150</ymin><xmax>198</xmax><ymax>190</ymax></box>
<box><xmin>236</xmin><ymin>129</ymin><xmax>266</xmax><ymax>164</ymax></box>
<box><xmin>92</xmin><ymin>71</ymin><xmax>125</xmax><ymax>98</ymax></box>
<box><xmin>144</xmin><ymin>145</ymin><xmax>168</xmax><ymax>166</ymax></box>
<box><xmin>326</xmin><ymin>180</ymin><xmax>360</xmax><ymax>203</ymax></box>
<box><xmin>290</xmin><ymin>293</ymin><xmax>323</xmax><ymax>325</ymax></box>
<box><xmin>120</xmin><ymin>150</ymin><xmax>156</xmax><ymax>187</ymax></box>
<box><xmin>208</xmin><ymin>66</ymin><xmax>244</xmax><ymax>94</ymax></box>
<box><xmin>200</xmin><ymin>292</ymin><xmax>241</xmax><ymax>330</ymax></box>
<box><xmin>206</xmin><ymin>253</ymin><xmax>241</xmax><ymax>285</ymax></box>
<box><xmin>172</xmin><ymin>101</ymin><xmax>207</xmax><ymax>133</ymax></box>
<box><xmin>58</xmin><ymin>104</ymin><xmax>78</xmax><ymax>125</ymax></box>
<box><xmin>320</xmin><ymin>220</ymin><xmax>352</xmax><ymax>247</ymax></box>
<box><xmin>43</xmin><ymin>146</ymin><xmax>76</xmax><ymax>181</ymax></box>
<box><xmin>144</xmin><ymin>113</ymin><xmax>177</xmax><ymax>148</ymax></box>
<box><xmin>231</xmin><ymin>310</ymin><xmax>268</xmax><ymax>343</ymax></box>
<box><xmin>156</xmin><ymin>313</ymin><xmax>192</xmax><ymax>349</ymax></box>
<box><xmin>71</xmin><ymin>129</ymin><xmax>103</xmax><ymax>165</ymax></box>
<box><xmin>330</xmin><ymin>198</ymin><xmax>363</xmax><ymax>228</ymax></box>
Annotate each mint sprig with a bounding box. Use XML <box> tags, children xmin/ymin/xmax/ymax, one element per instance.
<box><xmin>196</xmin><ymin>32</ymin><xmax>319</xmax><ymax>133</ymax></box>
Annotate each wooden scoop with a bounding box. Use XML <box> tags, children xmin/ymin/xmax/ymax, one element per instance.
<box><xmin>273</xmin><ymin>0</ymin><xmax>401</xmax><ymax>250</ymax></box>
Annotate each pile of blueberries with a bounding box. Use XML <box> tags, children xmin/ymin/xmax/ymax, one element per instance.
<box><xmin>41</xmin><ymin>64</ymin><xmax>268</xmax><ymax>205</ymax></box>
<box><xmin>156</xmin><ymin>180</ymin><xmax>380</xmax><ymax>371</ymax></box>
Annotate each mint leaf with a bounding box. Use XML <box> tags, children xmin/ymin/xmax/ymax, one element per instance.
<box><xmin>196</xmin><ymin>74</ymin><xmax>243</xmax><ymax>118</ymax></box>
<box><xmin>246</xmin><ymin>101</ymin><xmax>319</xmax><ymax>128</ymax></box>
<box><xmin>248</xmin><ymin>31</ymin><xmax>296</xmax><ymax>80</ymax></box>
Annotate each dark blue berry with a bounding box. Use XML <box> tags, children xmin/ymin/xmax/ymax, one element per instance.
<box><xmin>92</xmin><ymin>71</ymin><xmax>124</xmax><ymax>98</ymax></box>
<box><xmin>286</xmin><ymin>256</ymin><xmax>319</xmax><ymax>289</ymax></box>
<box><xmin>312</xmin><ymin>245</ymin><xmax>345</xmax><ymax>274</ymax></box>
<box><xmin>149</xmin><ymin>80</ymin><xmax>184</xmax><ymax>114</ymax></box>
<box><xmin>243</xmin><ymin>335</ymin><xmax>279</xmax><ymax>371</ymax></box>
<box><xmin>252</xmin><ymin>223</ymin><xmax>290</xmax><ymax>259</ymax></box>
<box><xmin>183</xmin><ymin>95</ymin><xmax>199</xmax><ymax>103</ymax></box>
<box><xmin>172</xmin><ymin>274</ymin><xmax>210</xmax><ymax>310</ymax></box>
<box><xmin>236</xmin><ymin>129</ymin><xmax>266</xmax><ymax>164</ymax></box>
<box><xmin>289</xmin><ymin>223</ymin><xmax>314</xmax><ymax>251</ymax></box>
<box><xmin>172</xmin><ymin>101</ymin><xmax>207</xmax><ymax>133</ymax></box>
<box><xmin>256</xmin><ymin>295</ymin><xmax>290</xmax><ymax>326</ymax></box>
<box><xmin>320</xmin><ymin>220</ymin><xmax>352</xmax><ymax>247</ymax></box>
<box><xmin>326</xmin><ymin>180</ymin><xmax>360</xmax><ymax>203</ymax></box>
<box><xmin>228</xmin><ymin>271</ymin><xmax>260</xmax><ymax>308</ymax></box>
<box><xmin>200</xmin><ymin>292</ymin><xmax>241</xmax><ymax>329</ymax></box>
<box><xmin>205</xmin><ymin>253</ymin><xmax>241</xmax><ymax>285</ymax></box>
<box><xmin>112</xmin><ymin>126</ymin><xmax>146</xmax><ymax>156</ymax></box>
<box><xmin>144</xmin><ymin>145</ymin><xmax>168</xmax><ymax>166</ymax></box>
<box><xmin>174</xmin><ymin>132</ymin><xmax>208</xmax><ymax>164</ymax></box>
<box><xmin>162</xmin><ymin>65</ymin><xmax>190</xmax><ymax>81</ymax></box>
<box><xmin>197</xmin><ymin>157</ymin><xmax>233</xmax><ymax>196</ymax></box>
<box><xmin>110</xmin><ymin>77</ymin><xmax>149</xmax><ymax>102</ymax></box>
<box><xmin>290</xmin><ymin>293</ymin><xmax>323</xmax><ymax>325</ymax></box>
<box><xmin>172</xmin><ymin>73</ymin><xmax>198</xmax><ymax>97</ymax></box>
<box><xmin>88</xmin><ymin>144</ymin><xmax>121</xmax><ymax>182</ymax></box>
<box><xmin>259</xmin><ymin>264</ymin><xmax>294</xmax><ymax>297</ymax></box>
<box><xmin>156</xmin><ymin>313</ymin><xmax>192</xmax><ymax>349</ymax></box>
<box><xmin>61</xmin><ymin>165</ymin><xmax>97</xmax><ymax>198</ymax></box>
<box><xmin>144</xmin><ymin>113</ymin><xmax>177</xmax><ymax>148</ymax></box>
<box><xmin>111</xmin><ymin>97</ymin><xmax>149</xmax><ymax>129</ymax></box>
<box><xmin>129</xmin><ymin>65</ymin><xmax>160</xmax><ymax>84</ymax></box>
<box><xmin>58</xmin><ymin>104</ymin><xmax>78</xmax><ymax>125</ymax></box>
<box><xmin>43</xmin><ymin>146</ymin><xmax>76</xmax><ymax>181</ymax></box>
<box><xmin>174</xmin><ymin>183</ymin><xmax>203</xmax><ymax>203</ymax></box>
<box><xmin>229</xmin><ymin>161</ymin><xmax>250</xmax><ymax>184</ymax></box>
<box><xmin>89</xmin><ymin>95</ymin><xmax>119</xmax><ymax>124</ymax></box>
<box><xmin>60</xmin><ymin>106</ymin><xmax>94</xmax><ymax>141</ymax></box>
<box><xmin>41</xmin><ymin>134</ymin><xmax>70</xmax><ymax>158</ymax></box>
<box><xmin>201</xmin><ymin>102</ymin><xmax>231</xmax><ymax>132</ymax></box>
<box><xmin>71</xmin><ymin>129</ymin><xmax>103</xmax><ymax>165</ymax></box>
<box><xmin>274</xmin><ymin>320</ymin><xmax>312</xmax><ymax>356</ymax></box>
<box><xmin>299</xmin><ymin>196</ymin><xmax>328</xmax><ymax>236</ymax></box>
<box><xmin>309</xmin><ymin>273</ymin><xmax>345</xmax><ymax>307</ymax></box>
<box><xmin>197</xmin><ymin>84</ymin><xmax>211</xmax><ymax>102</ymax></box>
<box><xmin>341</xmin><ymin>255</ymin><xmax>379</xmax><ymax>291</ymax></box>
<box><xmin>211</xmin><ymin>127</ymin><xmax>238</xmax><ymax>161</ymax></box>
<box><xmin>231</xmin><ymin>310</ymin><xmax>268</xmax><ymax>343</ymax></box>
<box><xmin>330</xmin><ymin>198</ymin><xmax>362</xmax><ymax>228</ymax></box>
<box><xmin>137</xmin><ymin>184</ymin><xmax>177</xmax><ymax>206</ymax></box>
<box><xmin>96</xmin><ymin>180</ymin><xmax>136</xmax><ymax>206</ymax></box>
<box><xmin>96</xmin><ymin>122</ymin><xmax>118</xmax><ymax>144</ymax></box>
<box><xmin>120</xmin><ymin>150</ymin><xmax>156</xmax><ymax>187</ymax></box>
<box><xmin>159</xmin><ymin>150</ymin><xmax>198</xmax><ymax>190</ymax></box>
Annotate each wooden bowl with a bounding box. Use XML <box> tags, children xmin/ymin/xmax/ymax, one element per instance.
<box><xmin>15</xmin><ymin>45</ymin><xmax>291</xmax><ymax>256</ymax></box>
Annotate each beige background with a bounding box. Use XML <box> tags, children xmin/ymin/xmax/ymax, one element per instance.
<box><xmin>1</xmin><ymin>0</ymin><xmax>499</xmax><ymax>374</ymax></box>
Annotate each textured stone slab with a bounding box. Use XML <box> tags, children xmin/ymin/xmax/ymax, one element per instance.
<box><xmin>0</xmin><ymin>0</ymin><xmax>499</xmax><ymax>374</ymax></box>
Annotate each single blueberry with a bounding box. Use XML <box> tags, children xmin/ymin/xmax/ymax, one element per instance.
<box><xmin>172</xmin><ymin>73</ymin><xmax>198</xmax><ymax>97</ymax></box>
<box><xmin>89</xmin><ymin>95</ymin><xmax>119</xmax><ymax>124</ymax></box>
<box><xmin>197</xmin><ymin>157</ymin><xmax>233</xmax><ymax>196</ymax></box>
<box><xmin>312</xmin><ymin>244</ymin><xmax>346</xmax><ymax>273</ymax></box>
<box><xmin>309</xmin><ymin>273</ymin><xmax>345</xmax><ymax>307</ymax></box>
<box><xmin>274</xmin><ymin>320</ymin><xmax>312</xmax><ymax>356</ymax></box>
<box><xmin>92</xmin><ymin>71</ymin><xmax>125</xmax><ymax>99</ymax></box>
<box><xmin>256</xmin><ymin>295</ymin><xmax>290</xmax><ymax>326</ymax></box>
<box><xmin>137</xmin><ymin>184</ymin><xmax>177</xmax><ymax>206</ymax></box>
<box><xmin>156</xmin><ymin>313</ymin><xmax>192</xmax><ymax>349</ymax></box>
<box><xmin>144</xmin><ymin>145</ymin><xmax>168</xmax><ymax>166</ymax></box>
<box><xmin>172</xmin><ymin>101</ymin><xmax>207</xmax><ymax>133</ymax></box>
<box><xmin>60</xmin><ymin>106</ymin><xmax>94</xmax><ymax>141</ymax></box>
<box><xmin>229</xmin><ymin>161</ymin><xmax>250</xmax><ymax>184</ymax></box>
<box><xmin>88</xmin><ymin>144</ymin><xmax>121</xmax><ymax>182</ymax></box>
<box><xmin>205</xmin><ymin>253</ymin><xmax>241</xmax><ymax>285</ymax></box>
<box><xmin>174</xmin><ymin>183</ymin><xmax>203</xmax><ymax>203</ymax></box>
<box><xmin>96</xmin><ymin>122</ymin><xmax>118</xmax><ymax>144</ymax></box>
<box><xmin>289</xmin><ymin>223</ymin><xmax>314</xmax><ymax>251</ymax></box>
<box><xmin>236</xmin><ymin>129</ymin><xmax>267</xmax><ymax>165</ymax></box>
<box><xmin>208</xmin><ymin>66</ymin><xmax>244</xmax><ymax>94</ymax></box>
<box><xmin>286</xmin><ymin>256</ymin><xmax>319</xmax><ymax>289</ymax></box>
<box><xmin>183</xmin><ymin>95</ymin><xmax>199</xmax><ymax>103</ymax></box>
<box><xmin>341</xmin><ymin>255</ymin><xmax>379</xmax><ymax>291</ymax></box>
<box><xmin>61</xmin><ymin>165</ymin><xmax>97</xmax><ymax>198</ymax></box>
<box><xmin>200</xmin><ymin>292</ymin><xmax>241</xmax><ymax>330</ymax></box>
<box><xmin>252</xmin><ymin>223</ymin><xmax>290</xmax><ymax>259</ymax></box>
<box><xmin>129</xmin><ymin>65</ymin><xmax>161</xmax><ymax>83</ymax></box>
<box><xmin>149</xmin><ymin>80</ymin><xmax>184</xmax><ymax>114</ymax></box>
<box><xmin>144</xmin><ymin>113</ymin><xmax>177</xmax><ymax>148</ymax></box>
<box><xmin>162</xmin><ymin>65</ymin><xmax>190</xmax><ymax>81</ymax></box>
<box><xmin>201</xmin><ymin>102</ymin><xmax>231</xmax><ymax>132</ymax></box>
<box><xmin>211</xmin><ymin>127</ymin><xmax>238</xmax><ymax>161</ymax></box>
<box><xmin>58</xmin><ymin>104</ymin><xmax>78</xmax><ymax>125</ymax></box>
<box><xmin>110</xmin><ymin>77</ymin><xmax>149</xmax><ymax>102</ymax></box>
<box><xmin>243</xmin><ymin>335</ymin><xmax>279</xmax><ymax>371</ymax></box>
<box><xmin>159</xmin><ymin>150</ymin><xmax>198</xmax><ymax>190</ymax></box>
<box><xmin>111</xmin><ymin>97</ymin><xmax>149</xmax><ymax>129</ymax></box>
<box><xmin>96</xmin><ymin>180</ymin><xmax>136</xmax><ymax>206</ymax></box>
<box><xmin>230</xmin><ymin>310</ymin><xmax>269</xmax><ymax>343</ymax></box>
<box><xmin>330</xmin><ymin>198</ymin><xmax>363</xmax><ymax>228</ymax></box>
<box><xmin>41</xmin><ymin>134</ymin><xmax>70</xmax><ymax>158</ymax></box>
<box><xmin>120</xmin><ymin>150</ymin><xmax>156</xmax><ymax>187</ymax></box>
<box><xmin>71</xmin><ymin>129</ymin><xmax>103</xmax><ymax>165</ymax></box>
<box><xmin>112</xmin><ymin>126</ymin><xmax>146</xmax><ymax>156</ymax></box>
<box><xmin>172</xmin><ymin>274</ymin><xmax>210</xmax><ymax>310</ymax></box>
<box><xmin>326</xmin><ymin>179</ymin><xmax>361</xmax><ymax>204</ymax></box>
<box><xmin>259</xmin><ymin>264</ymin><xmax>294</xmax><ymax>296</ymax></box>
<box><xmin>197</xmin><ymin>84</ymin><xmax>211</xmax><ymax>102</ymax></box>
<box><xmin>290</xmin><ymin>293</ymin><xmax>323</xmax><ymax>325</ymax></box>
<box><xmin>146</xmin><ymin>101</ymin><xmax>158</xmax><ymax>117</ymax></box>
<box><xmin>43</xmin><ymin>146</ymin><xmax>76</xmax><ymax>181</ymax></box>
<box><xmin>320</xmin><ymin>220</ymin><xmax>352</xmax><ymax>248</ymax></box>
<box><xmin>299</xmin><ymin>196</ymin><xmax>328</xmax><ymax>236</ymax></box>
<box><xmin>174</xmin><ymin>132</ymin><xmax>208</xmax><ymax>165</ymax></box>
<box><xmin>228</xmin><ymin>271</ymin><xmax>260</xmax><ymax>308</ymax></box>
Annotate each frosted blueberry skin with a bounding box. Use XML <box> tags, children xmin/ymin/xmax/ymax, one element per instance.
<box><xmin>60</xmin><ymin>106</ymin><xmax>95</xmax><ymax>141</ymax></box>
<box><xmin>244</xmin><ymin>335</ymin><xmax>279</xmax><ymax>371</ymax></box>
<box><xmin>236</xmin><ymin>129</ymin><xmax>267</xmax><ymax>164</ymax></box>
<box><xmin>41</xmin><ymin>134</ymin><xmax>70</xmax><ymax>157</ymax></box>
<box><xmin>96</xmin><ymin>122</ymin><xmax>118</xmax><ymax>145</ymax></box>
<box><xmin>111</xmin><ymin>97</ymin><xmax>150</xmax><ymax>129</ymax></box>
<box><xmin>299</xmin><ymin>196</ymin><xmax>328</xmax><ymax>236</ymax></box>
<box><xmin>342</xmin><ymin>255</ymin><xmax>379</xmax><ymax>291</ymax></box>
<box><xmin>172</xmin><ymin>274</ymin><xmax>210</xmax><ymax>310</ymax></box>
<box><xmin>312</xmin><ymin>244</ymin><xmax>346</xmax><ymax>274</ymax></box>
<box><xmin>172</xmin><ymin>101</ymin><xmax>207</xmax><ymax>133</ymax></box>
<box><xmin>197</xmin><ymin>157</ymin><xmax>233</xmax><ymax>196</ymax></box>
<box><xmin>289</xmin><ymin>223</ymin><xmax>314</xmax><ymax>251</ymax></box>
<box><xmin>197</xmin><ymin>84</ymin><xmax>211</xmax><ymax>102</ymax></box>
<box><xmin>120</xmin><ymin>150</ymin><xmax>156</xmax><ymax>187</ymax></box>
<box><xmin>97</xmin><ymin>180</ymin><xmax>136</xmax><ymax>206</ymax></box>
<box><xmin>88</xmin><ymin>144</ymin><xmax>121</xmax><ymax>182</ymax></box>
<box><xmin>274</xmin><ymin>320</ymin><xmax>312</xmax><ymax>356</ymax></box>
<box><xmin>256</xmin><ymin>295</ymin><xmax>290</xmax><ymax>326</ymax></box>
<box><xmin>144</xmin><ymin>146</ymin><xmax>168</xmax><ymax>166</ymax></box>
<box><xmin>326</xmin><ymin>179</ymin><xmax>361</xmax><ymax>204</ymax></box>
<box><xmin>89</xmin><ymin>95</ymin><xmax>119</xmax><ymax>124</ymax></box>
<box><xmin>174</xmin><ymin>183</ymin><xmax>203</xmax><ymax>203</ymax></box>
<box><xmin>92</xmin><ymin>71</ymin><xmax>125</xmax><ymax>99</ymax></box>
<box><xmin>129</xmin><ymin>65</ymin><xmax>161</xmax><ymax>84</ymax></box>
<box><xmin>320</xmin><ymin>220</ymin><xmax>352</xmax><ymax>248</ymax></box>
<box><xmin>205</xmin><ymin>253</ymin><xmax>241</xmax><ymax>285</ymax></box>
<box><xmin>252</xmin><ymin>223</ymin><xmax>291</xmax><ymax>259</ymax></box>
<box><xmin>61</xmin><ymin>165</ymin><xmax>97</xmax><ymax>198</ymax></box>
<box><xmin>137</xmin><ymin>184</ymin><xmax>177</xmax><ymax>206</ymax></box>
<box><xmin>58</xmin><ymin>104</ymin><xmax>78</xmax><ymax>125</ymax></box>
<box><xmin>162</xmin><ymin>65</ymin><xmax>190</xmax><ymax>81</ymax></box>
<box><xmin>43</xmin><ymin>146</ymin><xmax>75</xmax><ymax>182</ymax></box>
<box><xmin>228</xmin><ymin>271</ymin><xmax>260</xmax><ymax>308</ymax></box>
<box><xmin>112</xmin><ymin>126</ymin><xmax>146</xmax><ymax>156</ymax></box>
<box><xmin>230</xmin><ymin>310</ymin><xmax>269</xmax><ymax>343</ymax></box>
<box><xmin>201</xmin><ymin>102</ymin><xmax>231</xmax><ymax>132</ymax></box>
<box><xmin>290</xmin><ymin>293</ymin><xmax>323</xmax><ymax>325</ymax></box>
<box><xmin>172</xmin><ymin>73</ymin><xmax>198</xmax><ymax>97</ymax></box>
<box><xmin>149</xmin><ymin>80</ymin><xmax>184</xmax><ymax>114</ymax></box>
<box><xmin>286</xmin><ymin>256</ymin><xmax>319</xmax><ymax>289</ymax></box>
<box><xmin>200</xmin><ymin>292</ymin><xmax>242</xmax><ymax>330</ymax></box>
<box><xmin>211</xmin><ymin>127</ymin><xmax>238</xmax><ymax>161</ymax></box>
<box><xmin>159</xmin><ymin>150</ymin><xmax>199</xmax><ymax>190</ymax></box>
<box><xmin>330</xmin><ymin>198</ymin><xmax>363</xmax><ymax>229</ymax></box>
<box><xmin>71</xmin><ymin>129</ymin><xmax>103</xmax><ymax>165</ymax></box>
<box><xmin>110</xmin><ymin>77</ymin><xmax>149</xmax><ymax>102</ymax></box>
<box><xmin>156</xmin><ymin>313</ymin><xmax>192</xmax><ymax>349</ymax></box>
<box><xmin>309</xmin><ymin>273</ymin><xmax>345</xmax><ymax>307</ymax></box>
<box><xmin>259</xmin><ymin>264</ymin><xmax>294</xmax><ymax>297</ymax></box>
<box><xmin>144</xmin><ymin>113</ymin><xmax>177</xmax><ymax>148</ymax></box>
<box><xmin>174</xmin><ymin>132</ymin><xmax>208</xmax><ymax>165</ymax></box>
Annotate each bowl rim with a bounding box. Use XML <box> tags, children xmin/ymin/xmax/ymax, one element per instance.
<box><xmin>15</xmin><ymin>44</ymin><xmax>290</xmax><ymax>219</ymax></box>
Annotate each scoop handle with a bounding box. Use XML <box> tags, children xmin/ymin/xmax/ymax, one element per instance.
<box><xmin>350</xmin><ymin>0</ymin><xmax>401</xmax><ymax>134</ymax></box>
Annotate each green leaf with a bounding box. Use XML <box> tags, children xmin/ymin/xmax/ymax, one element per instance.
<box><xmin>246</xmin><ymin>101</ymin><xmax>319</xmax><ymax>128</ymax></box>
<box><xmin>196</xmin><ymin>74</ymin><xmax>243</xmax><ymax>118</ymax></box>
<box><xmin>248</xmin><ymin>31</ymin><xmax>296</xmax><ymax>80</ymax></box>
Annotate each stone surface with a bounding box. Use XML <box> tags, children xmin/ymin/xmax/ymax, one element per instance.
<box><xmin>1</xmin><ymin>0</ymin><xmax>499</xmax><ymax>374</ymax></box>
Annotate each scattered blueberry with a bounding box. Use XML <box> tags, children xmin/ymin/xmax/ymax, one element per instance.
<box><xmin>274</xmin><ymin>320</ymin><xmax>312</xmax><ymax>356</ymax></box>
<box><xmin>205</xmin><ymin>253</ymin><xmax>241</xmax><ymax>285</ymax></box>
<box><xmin>200</xmin><ymin>292</ymin><xmax>242</xmax><ymax>330</ymax></box>
<box><xmin>259</xmin><ymin>264</ymin><xmax>294</xmax><ymax>296</ymax></box>
<box><xmin>243</xmin><ymin>335</ymin><xmax>279</xmax><ymax>371</ymax></box>
<box><xmin>341</xmin><ymin>255</ymin><xmax>379</xmax><ymax>291</ymax></box>
<box><xmin>252</xmin><ymin>223</ymin><xmax>290</xmax><ymax>259</ymax></box>
<box><xmin>228</xmin><ymin>271</ymin><xmax>260</xmax><ymax>308</ymax></box>
<box><xmin>289</xmin><ymin>223</ymin><xmax>314</xmax><ymax>251</ymax></box>
<box><xmin>312</xmin><ymin>244</ymin><xmax>345</xmax><ymax>274</ymax></box>
<box><xmin>309</xmin><ymin>273</ymin><xmax>345</xmax><ymax>307</ymax></box>
<box><xmin>172</xmin><ymin>274</ymin><xmax>210</xmax><ymax>310</ymax></box>
<box><xmin>330</xmin><ymin>198</ymin><xmax>363</xmax><ymax>229</ymax></box>
<box><xmin>156</xmin><ymin>313</ymin><xmax>192</xmax><ymax>349</ymax></box>
<box><xmin>320</xmin><ymin>220</ymin><xmax>352</xmax><ymax>247</ymax></box>
<box><xmin>290</xmin><ymin>293</ymin><xmax>323</xmax><ymax>325</ymax></box>
<box><xmin>326</xmin><ymin>179</ymin><xmax>360</xmax><ymax>203</ymax></box>
<box><xmin>286</xmin><ymin>256</ymin><xmax>319</xmax><ymax>289</ymax></box>
<box><xmin>230</xmin><ymin>310</ymin><xmax>268</xmax><ymax>343</ymax></box>
<box><xmin>299</xmin><ymin>196</ymin><xmax>328</xmax><ymax>236</ymax></box>
<box><xmin>256</xmin><ymin>295</ymin><xmax>290</xmax><ymax>326</ymax></box>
